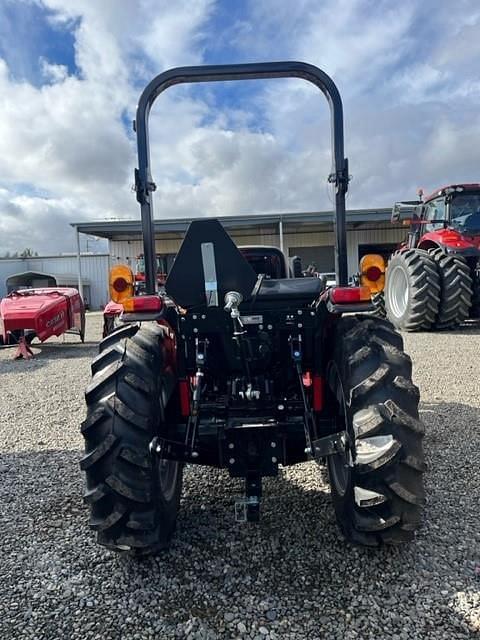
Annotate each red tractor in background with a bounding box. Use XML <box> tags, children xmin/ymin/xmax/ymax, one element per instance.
<box><xmin>372</xmin><ymin>184</ymin><xmax>480</xmax><ymax>331</ymax></box>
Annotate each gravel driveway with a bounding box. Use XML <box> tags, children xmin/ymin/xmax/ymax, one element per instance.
<box><xmin>0</xmin><ymin>312</ymin><xmax>479</xmax><ymax>639</ymax></box>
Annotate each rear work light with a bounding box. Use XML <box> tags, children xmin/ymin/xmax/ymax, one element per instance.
<box><xmin>330</xmin><ymin>286</ymin><xmax>371</xmax><ymax>304</ymax></box>
<box><xmin>122</xmin><ymin>295</ymin><xmax>163</xmax><ymax>313</ymax></box>
<box><xmin>113</xmin><ymin>277</ymin><xmax>129</xmax><ymax>293</ymax></box>
<box><xmin>109</xmin><ymin>264</ymin><xmax>134</xmax><ymax>303</ymax></box>
<box><xmin>365</xmin><ymin>265</ymin><xmax>382</xmax><ymax>281</ymax></box>
<box><xmin>359</xmin><ymin>254</ymin><xmax>386</xmax><ymax>294</ymax></box>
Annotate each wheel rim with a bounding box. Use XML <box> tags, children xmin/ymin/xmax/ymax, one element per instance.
<box><xmin>329</xmin><ymin>437</ymin><xmax>349</xmax><ymax>496</ymax></box>
<box><xmin>387</xmin><ymin>265</ymin><xmax>409</xmax><ymax>318</ymax></box>
<box><xmin>328</xmin><ymin>366</ymin><xmax>353</xmax><ymax>497</ymax></box>
<box><xmin>157</xmin><ymin>459</ymin><xmax>179</xmax><ymax>502</ymax></box>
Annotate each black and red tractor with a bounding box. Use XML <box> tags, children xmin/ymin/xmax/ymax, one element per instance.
<box><xmin>80</xmin><ymin>62</ymin><xmax>425</xmax><ymax>555</ymax></box>
<box><xmin>377</xmin><ymin>184</ymin><xmax>480</xmax><ymax>331</ymax></box>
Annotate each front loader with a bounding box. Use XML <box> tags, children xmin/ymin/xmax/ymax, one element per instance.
<box><xmin>80</xmin><ymin>62</ymin><xmax>425</xmax><ymax>554</ymax></box>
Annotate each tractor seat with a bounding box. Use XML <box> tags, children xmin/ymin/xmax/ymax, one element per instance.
<box><xmin>255</xmin><ymin>277</ymin><xmax>325</xmax><ymax>302</ymax></box>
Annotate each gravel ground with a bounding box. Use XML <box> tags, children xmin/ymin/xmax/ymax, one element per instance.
<box><xmin>0</xmin><ymin>312</ymin><xmax>479</xmax><ymax>639</ymax></box>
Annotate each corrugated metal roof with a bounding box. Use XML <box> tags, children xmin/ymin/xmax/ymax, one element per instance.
<box><xmin>71</xmin><ymin>208</ymin><xmax>393</xmax><ymax>239</ymax></box>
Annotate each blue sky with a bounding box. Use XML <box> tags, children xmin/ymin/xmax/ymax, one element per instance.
<box><xmin>0</xmin><ymin>1</ymin><xmax>78</xmax><ymax>84</ymax></box>
<box><xmin>0</xmin><ymin>0</ymin><xmax>479</xmax><ymax>254</ymax></box>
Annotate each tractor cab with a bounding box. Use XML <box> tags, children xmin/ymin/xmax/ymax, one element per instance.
<box><xmin>392</xmin><ymin>184</ymin><xmax>480</xmax><ymax>250</ymax></box>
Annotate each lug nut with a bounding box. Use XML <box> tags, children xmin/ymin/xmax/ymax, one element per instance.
<box><xmin>229</xmin><ymin>458</ymin><xmax>235</xmax><ymax>464</ymax></box>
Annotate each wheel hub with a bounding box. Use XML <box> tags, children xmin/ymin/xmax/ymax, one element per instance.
<box><xmin>157</xmin><ymin>459</ymin><xmax>179</xmax><ymax>502</ymax></box>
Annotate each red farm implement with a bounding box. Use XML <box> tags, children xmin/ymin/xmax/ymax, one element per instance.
<box><xmin>0</xmin><ymin>287</ymin><xmax>85</xmax><ymax>359</ymax></box>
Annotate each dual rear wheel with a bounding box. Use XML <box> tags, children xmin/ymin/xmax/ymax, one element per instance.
<box><xmin>383</xmin><ymin>248</ymin><xmax>475</xmax><ymax>331</ymax></box>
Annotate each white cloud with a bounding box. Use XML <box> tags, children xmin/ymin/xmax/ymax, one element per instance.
<box><xmin>0</xmin><ymin>0</ymin><xmax>213</xmax><ymax>254</ymax></box>
<box><xmin>40</xmin><ymin>58</ymin><xmax>69</xmax><ymax>84</ymax></box>
<box><xmin>0</xmin><ymin>0</ymin><xmax>480</xmax><ymax>256</ymax></box>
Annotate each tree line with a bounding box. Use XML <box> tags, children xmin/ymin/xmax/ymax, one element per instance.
<box><xmin>1</xmin><ymin>248</ymin><xmax>39</xmax><ymax>258</ymax></box>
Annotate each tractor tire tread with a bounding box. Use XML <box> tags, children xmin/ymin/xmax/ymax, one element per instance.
<box><xmin>81</xmin><ymin>323</ymin><xmax>182</xmax><ymax>554</ymax></box>
<box><xmin>428</xmin><ymin>248</ymin><xmax>472</xmax><ymax>329</ymax></box>
<box><xmin>328</xmin><ymin>315</ymin><xmax>425</xmax><ymax>546</ymax></box>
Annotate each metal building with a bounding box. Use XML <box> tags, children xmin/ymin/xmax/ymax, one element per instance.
<box><xmin>1</xmin><ymin>209</ymin><xmax>404</xmax><ymax>310</ymax></box>
<box><xmin>72</xmin><ymin>207</ymin><xmax>405</xmax><ymax>281</ymax></box>
<box><xmin>0</xmin><ymin>254</ymin><xmax>110</xmax><ymax>309</ymax></box>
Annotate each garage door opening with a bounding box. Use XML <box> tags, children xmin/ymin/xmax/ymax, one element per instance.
<box><xmin>288</xmin><ymin>246</ymin><xmax>335</xmax><ymax>273</ymax></box>
<box><xmin>358</xmin><ymin>243</ymin><xmax>398</xmax><ymax>263</ymax></box>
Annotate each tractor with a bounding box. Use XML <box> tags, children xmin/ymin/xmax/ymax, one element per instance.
<box><xmin>80</xmin><ymin>62</ymin><xmax>425</xmax><ymax>555</ymax></box>
<box><xmin>371</xmin><ymin>184</ymin><xmax>480</xmax><ymax>331</ymax></box>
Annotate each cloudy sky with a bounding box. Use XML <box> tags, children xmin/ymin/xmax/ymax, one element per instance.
<box><xmin>0</xmin><ymin>0</ymin><xmax>479</xmax><ymax>254</ymax></box>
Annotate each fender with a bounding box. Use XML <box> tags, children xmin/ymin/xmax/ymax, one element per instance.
<box><xmin>418</xmin><ymin>228</ymin><xmax>480</xmax><ymax>256</ymax></box>
<box><xmin>103</xmin><ymin>300</ymin><xmax>124</xmax><ymax>317</ymax></box>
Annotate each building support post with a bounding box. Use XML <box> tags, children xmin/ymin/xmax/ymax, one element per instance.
<box><xmin>75</xmin><ymin>226</ymin><xmax>84</xmax><ymax>301</ymax></box>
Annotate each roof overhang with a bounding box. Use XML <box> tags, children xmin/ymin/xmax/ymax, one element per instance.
<box><xmin>71</xmin><ymin>208</ymin><xmax>395</xmax><ymax>240</ymax></box>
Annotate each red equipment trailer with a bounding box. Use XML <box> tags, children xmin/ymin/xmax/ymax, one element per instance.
<box><xmin>0</xmin><ymin>287</ymin><xmax>85</xmax><ymax>358</ymax></box>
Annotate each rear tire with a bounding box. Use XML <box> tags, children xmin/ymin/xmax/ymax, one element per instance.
<box><xmin>80</xmin><ymin>323</ymin><xmax>183</xmax><ymax>555</ymax></box>
<box><xmin>102</xmin><ymin>315</ymin><xmax>116</xmax><ymax>338</ymax></box>
<box><xmin>428</xmin><ymin>248</ymin><xmax>472</xmax><ymax>329</ymax></box>
<box><xmin>80</xmin><ymin>312</ymin><xmax>86</xmax><ymax>343</ymax></box>
<box><xmin>470</xmin><ymin>267</ymin><xmax>480</xmax><ymax>319</ymax></box>
<box><xmin>385</xmin><ymin>249</ymin><xmax>440</xmax><ymax>331</ymax></box>
<box><xmin>371</xmin><ymin>291</ymin><xmax>386</xmax><ymax>318</ymax></box>
<box><xmin>327</xmin><ymin>316</ymin><xmax>426</xmax><ymax>546</ymax></box>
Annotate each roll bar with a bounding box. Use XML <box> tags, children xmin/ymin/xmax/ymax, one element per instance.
<box><xmin>134</xmin><ymin>61</ymin><xmax>349</xmax><ymax>292</ymax></box>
